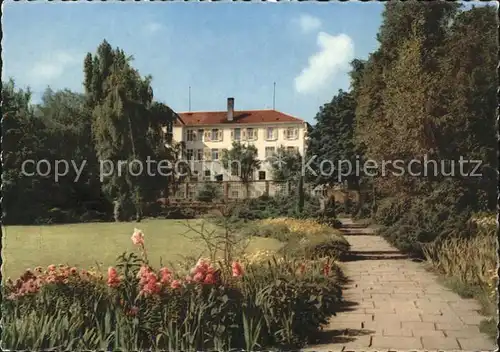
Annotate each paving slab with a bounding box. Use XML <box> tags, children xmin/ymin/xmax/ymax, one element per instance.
<box><xmin>306</xmin><ymin>220</ymin><xmax>495</xmax><ymax>351</ymax></box>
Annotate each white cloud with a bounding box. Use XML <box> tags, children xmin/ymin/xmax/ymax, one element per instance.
<box><xmin>29</xmin><ymin>51</ymin><xmax>80</xmax><ymax>83</ymax></box>
<box><xmin>144</xmin><ymin>22</ymin><xmax>164</xmax><ymax>35</ymax></box>
<box><xmin>297</xmin><ymin>14</ymin><xmax>322</xmax><ymax>33</ymax></box>
<box><xmin>294</xmin><ymin>32</ymin><xmax>354</xmax><ymax>94</ymax></box>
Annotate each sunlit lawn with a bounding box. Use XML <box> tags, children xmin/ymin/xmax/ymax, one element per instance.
<box><xmin>2</xmin><ymin>219</ymin><xmax>283</xmax><ymax>278</ymax></box>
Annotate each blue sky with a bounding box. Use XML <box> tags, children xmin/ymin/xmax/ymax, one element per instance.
<box><xmin>2</xmin><ymin>2</ymin><xmax>416</xmax><ymax>122</ymax></box>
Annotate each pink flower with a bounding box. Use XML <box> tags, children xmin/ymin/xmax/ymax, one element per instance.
<box><xmin>69</xmin><ymin>267</ymin><xmax>78</xmax><ymax>275</ymax></box>
<box><xmin>34</xmin><ymin>266</ymin><xmax>43</xmax><ymax>273</ymax></box>
<box><xmin>137</xmin><ymin>265</ymin><xmax>150</xmax><ymax>278</ymax></box>
<box><xmin>131</xmin><ymin>228</ymin><xmax>145</xmax><ymax>246</ymax></box>
<box><xmin>47</xmin><ymin>264</ymin><xmax>56</xmax><ymax>272</ymax></box>
<box><xmin>170</xmin><ymin>279</ymin><xmax>182</xmax><ymax>289</ymax></box>
<box><xmin>159</xmin><ymin>267</ymin><xmax>172</xmax><ymax>284</ymax></box>
<box><xmin>193</xmin><ymin>272</ymin><xmax>204</xmax><ymax>283</ymax></box>
<box><xmin>185</xmin><ymin>275</ymin><xmax>193</xmax><ymax>283</ymax></box>
<box><xmin>107</xmin><ymin>267</ymin><xmax>121</xmax><ymax>288</ymax></box>
<box><xmin>204</xmin><ymin>273</ymin><xmax>215</xmax><ymax>285</ymax></box>
<box><xmin>231</xmin><ymin>261</ymin><xmax>244</xmax><ymax>277</ymax></box>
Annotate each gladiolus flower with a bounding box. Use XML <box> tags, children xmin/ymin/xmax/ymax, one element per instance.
<box><xmin>185</xmin><ymin>275</ymin><xmax>193</xmax><ymax>283</ymax></box>
<box><xmin>170</xmin><ymin>279</ymin><xmax>182</xmax><ymax>289</ymax></box>
<box><xmin>70</xmin><ymin>267</ymin><xmax>78</xmax><ymax>275</ymax></box>
<box><xmin>131</xmin><ymin>228</ymin><xmax>145</xmax><ymax>246</ymax></box>
<box><xmin>204</xmin><ymin>273</ymin><xmax>215</xmax><ymax>284</ymax></box>
<box><xmin>48</xmin><ymin>264</ymin><xmax>56</xmax><ymax>271</ymax></box>
<box><xmin>34</xmin><ymin>266</ymin><xmax>43</xmax><ymax>273</ymax></box>
<box><xmin>159</xmin><ymin>267</ymin><xmax>172</xmax><ymax>284</ymax></box>
<box><xmin>231</xmin><ymin>261</ymin><xmax>244</xmax><ymax>277</ymax></box>
<box><xmin>107</xmin><ymin>267</ymin><xmax>121</xmax><ymax>288</ymax></box>
<box><xmin>193</xmin><ymin>272</ymin><xmax>204</xmax><ymax>282</ymax></box>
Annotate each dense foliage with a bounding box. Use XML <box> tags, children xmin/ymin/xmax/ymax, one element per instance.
<box><xmin>307</xmin><ymin>2</ymin><xmax>497</xmax><ymax>256</ymax></box>
<box><xmin>2</xmin><ymin>40</ymin><xmax>177</xmax><ymax>224</ymax></box>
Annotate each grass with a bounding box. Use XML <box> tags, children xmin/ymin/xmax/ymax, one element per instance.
<box><xmin>422</xmin><ymin>214</ymin><xmax>497</xmax><ymax>341</ymax></box>
<box><xmin>2</xmin><ymin>219</ymin><xmax>283</xmax><ymax>278</ymax></box>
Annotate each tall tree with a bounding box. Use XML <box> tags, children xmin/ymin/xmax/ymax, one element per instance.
<box><xmin>84</xmin><ymin>40</ymin><xmax>171</xmax><ymax>221</ymax></box>
<box><xmin>269</xmin><ymin>146</ymin><xmax>302</xmax><ymax>182</ymax></box>
<box><xmin>221</xmin><ymin>142</ymin><xmax>261</xmax><ymax>198</ymax></box>
<box><xmin>307</xmin><ymin>89</ymin><xmax>358</xmax><ymax>188</ymax></box>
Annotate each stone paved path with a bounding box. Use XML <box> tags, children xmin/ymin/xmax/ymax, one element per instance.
<box><xmin>304</xmin><ymin>219</ymin><xmax>496</xmax><ymax>351</ymax></box>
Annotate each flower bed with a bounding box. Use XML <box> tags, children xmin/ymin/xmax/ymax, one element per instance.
<box><xmin>3</xmin><ymin>227</ymin><xmax>345</xmax><ymax>350</ymax></box>
<box><xmin>247</xmin><ymin>217</ymin><xmax>351</xmax><ymax>260</ymax></box>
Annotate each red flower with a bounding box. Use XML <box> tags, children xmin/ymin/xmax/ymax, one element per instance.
<box><xmin>193</xmin><ymin>272</ymin><xmax>204</xmax><ymax>283</ymax></box>
<box><xmin>159</xmin><ymin>267</ymin><xmax>172</xmax><ymax>284</ymax></box>
<box><xmin>170</xmin><ymin>279</ymin><xmax>182</xmax><ymax>289</ymax></box>
<box><xmin>322</xmin><ymin>263</ymin><xmax>330</xmax><ymax>277</ymax></box>
<box><xmin>231</xmin><ymin>261</ymin><xmax>244</xmax><ymax>277</ymax></box>
<box><xmin>204</xmin><ymin>273</ymin><xmax>216</xmax><ymax>284</ymax></box>
<box><xmin>107</xmin><ymin>267</ymin><xmax>121</xmax><ymax>288</ymax></box>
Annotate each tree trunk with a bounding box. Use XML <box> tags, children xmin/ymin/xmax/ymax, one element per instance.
<box><xmin>113</xmin><ymin>199</ymin><xmax>122</xmax><ymax>222</ymax></box>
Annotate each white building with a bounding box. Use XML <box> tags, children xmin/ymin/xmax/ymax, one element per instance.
<box><xmin>168</xmin><ymin>97</ymin><xmax>308</xmax><ymax>181</ymax></box>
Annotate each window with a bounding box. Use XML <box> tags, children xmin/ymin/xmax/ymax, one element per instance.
<box><xmin>231</xmin><ymin>166</ymin><xmax>239</xmax><ymax>176</ymax></box>
<box><xmin>211</xmin><ymin>148</ymin><xmax>219</xmax><ymax>160</ymax></box>
<box><xmin>231</xmin><ymin>190</ymin><xmax>239</xmax><ymax>198</ymax></box>
<box><xmin>187</xmin><ymin>130</ymin><xmax>195</xmax><ymax>142</ymax></box>
<box><xmin>204</xmin><ymin>170</ymin><xmax>211</xmax><ymax>177</ymax></box>
<box><xmin>210</xmin><ymin>129</ymin><xmax>222</xmax><ymax>141</ymax></box>
<box><xmin>265</xmin><ymin>147</ymin><xmax>275</xmax><ymax>158</ymax></box>
<box><xmin>186</xmin><ymin>149</ymin><xmax>194</xmax><ymax>160</ymax></box>
<box><xmin>204</xmin><ymin>148</ymin><xmax>211</xmax><ymax>160</ymax></box>
<box><xmin>196</xmin><ymin>149</ymin><xmax>203</xmax><ymax>160</ymax></box>
<box><xmin>188</xmin><ymin>191</ymin><xmax>196</xmax><ymax>199</ymax></box>
<box><xmin>258</xmin><ymin>171</ymin><xmax>266</xmax><ymax>180</ymax></box>
<box><xmin>198</xmin><ymin>129</ymin><xmax>204</xmax><ymax>141</ymax></box>
<box><xmin>266</xmin><ymin>127</ymin><xmax>277</xmax><ymax>140</ymax></box>
<box><xmin>285</xmin><ymin>127</ymin><xmax>298</xmax><ymax>140</ymax></box>
<box><xmin>287</xmin><ymin>146</ymin><xmax>298</xmax><ymax>153</ymax></box>
<box><xmin>247</xmin><ymin>128</ymin><xmax>257</xmax><ymax>140</ymax></box>
<box><xmin>232</xmin><ymin>128</ymin><xmax>241</xmax><ymax>141</ymax></box>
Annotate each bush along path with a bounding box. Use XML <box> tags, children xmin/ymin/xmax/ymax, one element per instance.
<box><xmin>304</xmin><ymin>219</ymin><xmax>496</xmax><ymax>351</ymax></box>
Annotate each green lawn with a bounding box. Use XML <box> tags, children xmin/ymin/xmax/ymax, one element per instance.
<box><xmin>2</xmin><ymin>219</ymin><xmax>283</xmax><ymax>278</ymax></box>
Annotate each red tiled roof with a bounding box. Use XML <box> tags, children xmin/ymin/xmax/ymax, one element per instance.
<box><xmin>175</xmin><ymin>110</ymin><xmax>304</xmax><ymax>126</ymax></box>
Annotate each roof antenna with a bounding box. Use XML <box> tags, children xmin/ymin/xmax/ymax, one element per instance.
<box><xmin>273</xmin><ymin>82</ymin><xmax>276</xmax><ymax>110</ymax></box>
<box><xmin>189</xmin><ymin>86</ymin><xmax>191</xmax><ymax>112</ymax></box>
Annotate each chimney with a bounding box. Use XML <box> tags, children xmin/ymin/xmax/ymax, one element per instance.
<box><xmin>227</xmin><ymin>97</ymin><xmax>234</xmax><ymax>121</ymax></box>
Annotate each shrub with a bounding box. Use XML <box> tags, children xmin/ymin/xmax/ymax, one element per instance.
<box><xmin>196</xmin><ymin>183</ymin><xmax>221</xmax><ymax>202</ymax></box>
<box><xmin>422</xmin><ymin>213</ymin><xmax>497</xmax><ymax>329</ymax></box>
<box><xmin>233</xmin><ymin>194</ymin><xmax>322</xmax><ymax>221</ymax></box>
<box><xmin>281</xmin><ymin>233</ymin><xmax>350</xmax><ymax>261</ymax></box>
<box><xmin>256</xmin><ymin>218</ymin><xmax>350</xmax><ymax>260</ymax></box>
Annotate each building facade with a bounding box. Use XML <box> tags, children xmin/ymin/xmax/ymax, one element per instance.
<box><xmin>168</xmin><ymin>97</ymin><xmax>308</xmax><ymax>181</ymax></box>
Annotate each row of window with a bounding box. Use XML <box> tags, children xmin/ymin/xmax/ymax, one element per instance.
<box><xmin>186</xmin><ymin>127</ymin><xmax>299</xmax><ymax>142</ymax></box>
<box><xmin>181</xmin><ymin>170</ymin><xmax>267</xmax><ymax>182</ymax></box>
<box><xmin>184</xmin><ymin>146</ymin><xmax>299</xmax><ymax>161</ymax></box>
